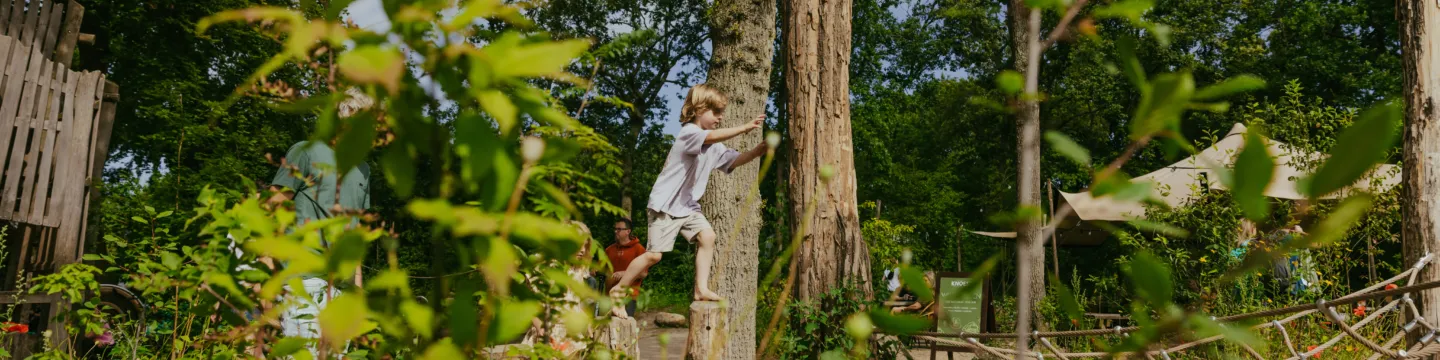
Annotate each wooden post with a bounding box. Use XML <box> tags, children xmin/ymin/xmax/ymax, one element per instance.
<box><xmin>597</xmin><ymin>317</ymin><xmax>640</xmax><ymax>357</ymax></box>
<box><xmin>1048</xmin><ymin>181</ymin><xmax>1060</xmax><ymax>280</ymax></box>
<box><xmin>956</xmin><ymin>225</ymin><xmax>964</xmax><ymax>272</ymax></box>
<box><xmin>686</xmin><ymin>301</ymin><xmax>727</xmax><ymax>360</ymax></box>
<box><xmin>52</xmin><ymin>1</ymin><xmax>81</xmax><ymax>67</ymax></box>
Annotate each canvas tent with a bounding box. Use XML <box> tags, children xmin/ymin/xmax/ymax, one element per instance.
<box><xmin>1059</xmin><ymin>123</ymin><xmax>1401</xmax><ymax>222</ymax></box>
<box><xmin>969</xmin><ymin>123</ymin><xmax>1401</xmax><ymax>239</ymax></box>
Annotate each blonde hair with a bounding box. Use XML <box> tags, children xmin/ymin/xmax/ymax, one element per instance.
<box><xmin>679</xmin><ymin>84</ymin><xmax>728</xmax><ymax>124</ymax></box>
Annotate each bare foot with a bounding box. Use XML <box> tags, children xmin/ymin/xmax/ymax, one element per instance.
<box><xmin>611</xmin><ymin>304</ymin><xmax>630</xmax><ymax>319</ymax></box>
<box><xmin>693</xmin><ymin>289</ymin><xmax>724</xmax><ymax>302</ymax></box>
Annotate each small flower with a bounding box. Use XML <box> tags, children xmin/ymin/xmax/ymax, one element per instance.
<box><xmin>1353</xmin><ymin>304</ymin><xmax>1367</xmax><ymax>317</ymax></box>
<box><xmin>1386</xmin><ymin>284</ymin><xmax>1399</xmax><ymax>291</ymax></box>
<box><xmin>1</xmin><ymin>322</ymin><xmax>28</xmax><ymax>333</ymax></box>
<box><xmin>1307</xmin><ymin>345</ymin><xmax>1321</xmax><ymax>358</ymax></box>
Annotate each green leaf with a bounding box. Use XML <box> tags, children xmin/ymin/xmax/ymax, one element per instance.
<box><xmin>480</xmin><ymin>237</ymin><xmax>517</xmax><ymax>296</ymax></box>
<box><xmin>954</xmin><ymin>255</ymin><xmax>1000</xmax><ymax>300</ymax></box>
<box><xmin>899</xmin><ymin>266</ymin><xmax>933</xmax><ymax>303</ymax></box>
<box><xmin>1127</xmin><ymin>252</ymin><xmax>1173</xmax><ymax>309</ymax></box>
<box><xmin>1190</xmin><ymin>315</ymin><xmax>1262</xmax><ymax>350</ymax></box>
<box><xmin>334</xmin><ymin>109</ymin><xmax>377</xmax><ymax>180</ymax></box>
<box><xmin>477</xmin><ymin>90</ymin><xmax>518</xmax><ymax>135</ymax></box>
<box><xmin>492</xmin><ymin>39</ymin><xmax>590</xmax><ymax>79</ymax></box>
<box><xmin>1048</xmin><ymin>274</ymin><xmax>1084</xmax><ymax>321</ymax></box>
<box><xmin>420</xmin><ymin>340</ymin><xmax>464</xmax><ymax>360</ymax></box>
<box><xmin>132</xmin><ymin>216</ymin><xmax>148</xmax><ymax>224</ymax></box>
<box><xmin>337</xmin><ymin>46</ymin><xmax>404</xmax><ymax>94</ymax></box>
<box><xmin>449</xmin><ymin>280</ymin><xmax>479</xmax><ymax>347</ymax></box>
<box><xmin>324</xmin><ymin>232</ymin><xmax>368</xmax><ymax>277</ymax></box>
<box><xmin>819</xmin><ymin>351</ymin><xmax>847</xmax><ymax>360</ymax></box>
<box><xmin>1126</xmin><ymin>219</ymin><xmax>1190</xmax><ymax>237</ymax></box>
<box><xmin>1194</xmin><ymin>75</ymin><xmax>1265</xmax><ymax>101</ymax></box>
<box><xmin>381</xmin><ymin>146</ymin><xmax>416</xmax><ymax>198</ymax></box>
<box><xmin>1115</xmin><ymin>37</ymin><xmax>1147</xmax><ymax>90</ymax></box>
<box><xmin>1233</xmin><ymin>132</ymin><xmax>1274</xmax><ymax>221</ymax></box>
<box><xmin>1045</xmin><ymin>131</ymin><xmax>1091</xmax><ymax>166</ymax></box>
<box><xmin>319</xmin><ymin>292</ymin><xmax>368</xmax><ymax>347</ymax></box>
<box><xmin>156</xmin><ymin>210</ymin><xmax>173</xmax><ymax>219</ymax></box>
<box><xmin>1093</xmin><ymin>0</ymin><xmax>1154</xmax><ymax>22</ymax></box>
<box><xmin>1131</xmin><ymin>71</ymin><xmax>1194</xmax><ymax>140</ymax></box>
<box><xmin>489</xmin><ymin>299</ymin><xmax>542</xmax><ymax>344</ymax></box>
<box><xmin>1305</xmin><ymin>103</ymin><xmax>1401</xmax><ymax>198</ymax></box>
<box><xmin>449</xmin><ymin>0</ymin><xmax>501</xmax><ymax>28</ymax></box>
<box><xmin>401</xmin><ymin>301</ymin><xmax>435</xmax><ymax>339</ymax></box>
<box><xmin>996</xmin><ymin>70</ymin><xmax>1024</xmax><ymax>95</ymax></box>
<box><xmin>368</xmin><ymin>270</ymin><xmax>409</xmax><ymax>291</ymax></box>
<box><xmin>161</xmin><ymin>252</ymin><xmax>181</xmax><ymax>270</ymax></box>
<box><xmin>82</xmin><ymin>254</ymin><xmax>104</xmax><ymax>262</ymax></box>
<box><xmin>845</xmin><ymin>312</ymin><xmax>874</xmax><ymax>340</ymax></box>
<box><xmin>271</xmin><ymin>337</ymin><xmax>309</xmax><ymax>357</ymax></box>
<box><xmin>1305</xmin><ymin>193</ymin><xmax>1375</xmax><ymax>247</ymax></box>
<box><xmin>868</xmin><ymin>309</ymin><xmax>931</xmax><ymax>335</ymax></box>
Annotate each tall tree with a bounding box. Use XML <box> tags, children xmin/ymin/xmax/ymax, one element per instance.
<box><xmin>697</xmin><ymin>0</ymin><xmax>777</xmax><ymax>356</ymax></box>
<box><xmin>1009</xmin><ymin>0</ymin><xmax>1045</xmax><ymax>351</ymax></box>
<box><xmin>785</xmin><ymin>0</ymin><xmax>870</xmax><ymax>301</ymax></box>
<box><xmin>1399</xmin><ymin>0</ymin><xmax>1440</xmax><ymax>347</ymax></box>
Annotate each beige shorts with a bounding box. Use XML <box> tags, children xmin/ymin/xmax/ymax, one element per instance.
<box><xmin>646</xmin><ymin>209</ymin><xmax>712</xmax><ymax>252</ymax></box>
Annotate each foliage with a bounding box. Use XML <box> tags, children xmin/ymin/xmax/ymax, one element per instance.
<box><xmin>771</xmin><ymin>285</ymin><xmax>905</xmax><ymax>360</ymax></box>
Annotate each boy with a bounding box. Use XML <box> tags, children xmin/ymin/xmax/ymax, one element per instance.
<box><xmin>609</xmin><ymin>84</ymin><xmax>767</xmax><ymax>318</ymax></box>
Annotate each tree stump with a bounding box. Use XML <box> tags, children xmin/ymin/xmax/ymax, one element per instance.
<box><xmin>685</xmin><ymin>301</ymin><xmax>728</xmax><ymax>360</ymax></box>
<box><xmin>597</xmin><ymin>317</ymin><xmax>640</xmax><ymax>357</ymax></box>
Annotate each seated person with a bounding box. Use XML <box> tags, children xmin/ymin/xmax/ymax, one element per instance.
<box><xmin>603</xmin><ymin>218</ymin><xmax>646</xmax><ymax>316</ymax></box>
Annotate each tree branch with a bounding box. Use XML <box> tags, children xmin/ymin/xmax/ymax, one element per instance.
<box><xmin>1040</xmin><ymin>0</ymin><xmax>1091</xmax><ymax>50</ymax></box>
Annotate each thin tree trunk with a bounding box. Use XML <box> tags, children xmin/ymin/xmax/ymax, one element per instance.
<box><xmin>696</xmin><ymin>0</ymin><xmax>777</xmax><ymax>356</ymax></box>
<box><xmin>785</xmin><ymin>0</ymin><xmax>870</xmax><ymax>302</ymax></box>
<box><xmin>621</xmin><ymin>112</ymin><xmax>644</xmax><ymax>216</ymax></box>
<box><xmin>1400</xmin><ymin>0</ymin><xmax>1440</xmax><ymax>350</ymax></box>
<box><xmin>1010</xmin><ymin>0</ymin><xmax>1046</xmax><ymax>355</ymax></box>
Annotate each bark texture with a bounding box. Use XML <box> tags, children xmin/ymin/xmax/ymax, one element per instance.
<box><xmin>1400</xmin><ymin>0</ymin><xmax>1440</xmax><ymax>350</ymax></box>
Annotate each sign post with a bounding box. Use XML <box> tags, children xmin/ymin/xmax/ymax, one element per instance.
<box><xmin>930</xmin><ymin>272</ymin><xmax>991</xmax><ymax>359</ymax></box>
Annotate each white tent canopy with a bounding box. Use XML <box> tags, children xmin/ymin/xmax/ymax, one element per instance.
<box><xmin>1059</xmin><ymin>123</ymin><xmax>1401</xmax><ymax>222</ymax></box>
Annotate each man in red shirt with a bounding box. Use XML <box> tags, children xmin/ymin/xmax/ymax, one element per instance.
<box><xmin>605</xmin><ymin>218</ymin><xmax>646</xmax><ymax>315</ymax></box>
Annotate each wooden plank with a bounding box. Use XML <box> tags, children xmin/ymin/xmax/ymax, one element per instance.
<box><xmin>36</xmin><ymin>225</ymin><xmax>50</xmax><ymax>268</ymax></box>
<box><xmin>0</xmin><ymin>45</ymin><xmax>43</xmax><ymax>218</ymax></box>
<box><xmin>0</xmin><ymin>290</ymin><xmax>56</xmax><ymax>304</ymax></box>
<box><xmin>51</xmin><ymin>0</ymin><xmax>76</xmax><ymax>68</ymax></box>
<box><xmin>16</xmin><ymin>59</ymin><xmax>55</xmax><ymax>220</ymax></box>
<box><xmin>3</xmin><ymin>0</ymin><xmax>20</xmax><ymax>39</ymax></box>
<box><xmin>76</xmin><ymin>79</ymin><xmax>111</xmax><ymax>242</ymax></box>
<box><xmin>49</xmin><ymin>70</ymin><xmax>95</xmax><ymax>266</ymax></box>
<box><xmin>33</xmin><ymin>1</ymin><xmax>49</xmax><ymax>55</ymax></box>
<box><xmin>0</xmin><ymin>41</ymin><xmax>31</xmax><ymax>215</ymax></box>
<box><xmin>38</xmin><ymin>66</ymin><xmax>68</xmax><ymax>226</ymax></box>
<box><xmin>0</xmin><ymin>0</ymin><xmax>13</xmax><ymax>37</ymax></box>
<box><xmin>24</xmin><ymin>62</ymin><xmax>60</xmax><ymax>224</ymax></box>
<box><xmin>19</xmin><ymin>0</ymin><xmax>40</xmax><ymax>46</ymax></box>
<box><xmin>0</xmin><ymin>36</ymin><xmax>13</xmax><ymax>101</ymax></box>
<box><xmin>41</xmin><ymin>1</ymin><xmax>60</xmax><ymax>59</ymax></box>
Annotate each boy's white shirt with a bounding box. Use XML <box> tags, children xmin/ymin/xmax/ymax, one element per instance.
<box><xmin>646</xmin><ymin>123</ymin><xmax>740</xmax><ymax>217</ymax></box>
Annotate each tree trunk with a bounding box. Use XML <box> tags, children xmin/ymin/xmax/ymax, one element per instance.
<box><xmin>621</xmin><ymin>112</ymin><xmax>644</xmax><ymax>216</ymax></box>
<box><xmin>1010</xmin><ymin>0</ymin><xmax>1046</xmax><ymax>353</ymax></box>
<box><xmin>685</xmin><ymin>301</ymin><xmax>727</xmax><ymax>360</ymax></box>
<box><xmin>696</xmin><ymin>0</ymin><xmax>777</xmax><ymax>356</ymax></box>
<box><xmin>1400</xmin><ymin>0</ymin><xmax>1440</xmax><ymax>349</ymax></box>
<box><xmin>785</xmin><ymin>0</ymin><xmax>870</xmax><ymax>302</ymax></box>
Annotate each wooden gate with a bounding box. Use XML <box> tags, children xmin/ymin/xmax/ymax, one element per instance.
<box><xmin>0</xmin><ymin>0</ymin><xmax>118</xmax><ymax>355</ymax></box>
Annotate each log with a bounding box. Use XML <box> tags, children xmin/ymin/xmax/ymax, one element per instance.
<box><xmin>596</xmin><ymin>317</ymin><xmax>640</xmax><ymax>358</ymax></box>
<box><xmin>685</xmin><ymin>301</ymin><xmax>727</xmax><ymax>360</ymax></box>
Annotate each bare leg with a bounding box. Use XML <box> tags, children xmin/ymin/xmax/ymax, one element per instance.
<box><xmin>609</xmin><ymin>252</ymin><xmax>662</xmax><ymax>318</ymax></box>
<box><xmin>693</xmin><ymin>230</ymin><xmax>723</xmax><ymax>302</ymax></box>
